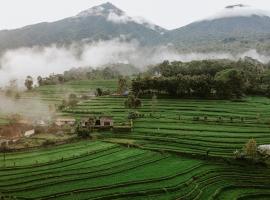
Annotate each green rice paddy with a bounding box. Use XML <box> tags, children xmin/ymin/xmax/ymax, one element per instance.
<box><xmin>1</xmin><ymin>79</ymin><xmax>270</xmax><ymax>199</ymax></box>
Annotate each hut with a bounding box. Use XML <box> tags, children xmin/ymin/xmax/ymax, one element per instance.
<box><xmin>0</xmin><ymin>125</ymin><xmax>23</xmax><ymax>140</ymax></box>
<box><xmin>24</xmin><ymin>129</ymin><xmax>35</xmax><ymax>137</ymax></box>
<box><xmin>55</xmin><ymin>118</ymin><xmax>76</xmax><ymax>127</ymax></box>
<box><xmin>97</xmin><ymin>116</ymin><xmax>114</xmax><ymax>127</ymax></box>
<box><xmin>258</xmin><ymin>145</ymin><xmax>270</xmax><ymax>155</ymax></box>
<box><xmin>78</xmin><ymin>116</ymin><xmax>114</xmax><ymax>131</ymax></box>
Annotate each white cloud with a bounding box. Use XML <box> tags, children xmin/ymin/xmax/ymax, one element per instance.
<box><xmin>0</xmin><ymin>38</ymin><xmax>269</xmax><ymax>88</ymax></box>
<box><xmin>204</xmin><ymin>5</ymin><xmax>270</xmax><ymax>21</ymax></box>
<box><xmin>107</xmin><ymin>12</ymin><xmax>132</xmax><ymax>23</ymax></box>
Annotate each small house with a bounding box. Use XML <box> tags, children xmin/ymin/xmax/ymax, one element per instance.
<box><xmin>24</xmin><ymin>129</ymin><xmax>35</xmax><ymax>137</ymax></box>
<box><xmin>0</xmin><ymin>125</ymin><xmax>23</xmax><ymax>140</ymax></box>
<box><xmin>0</xmin><ymin>139</ymin><xmax>10</xmax><ymax>146</ymax></box>
<box><xmin>78</xmin><ymin>116</ymin><xmax>114</xmax><ymax>131</ymax></box>
<box><xmin>97</xmin><ymin>116</ymin><xmax>114</xmax><ymax>127</ymax></box>
<box><xmin>258</xmin><ymin>145</ymin><xmax>270</xmax><ymax>155</ymax></box>
<box><xmin>55</xmin><ymin>118</ymin><xmax>76</xmax><ymax>127</ymax></box>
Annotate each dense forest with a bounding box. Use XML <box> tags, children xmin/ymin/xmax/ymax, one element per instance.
<box><xmin>132</xmin><ymin>57</ymin><xmax>270</xmax><ymax>99</ymax></box>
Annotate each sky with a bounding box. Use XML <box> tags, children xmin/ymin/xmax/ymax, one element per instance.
<box><xmin>0</xmin><ymin>0</ymin><xmax>269</xmax><ymax>30</ymax></box>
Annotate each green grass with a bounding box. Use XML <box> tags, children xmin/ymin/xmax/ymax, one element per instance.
<box><xmin>1</xmin><ymin>79</ymin><xmax>270</xmax><ymax>199</ymax></box>
<box><xmin>0</xmin><ymin>141</ymin><xmax>269</xmax><ymax>200</ymax></box>
<box><xmin>62</xmin><ymin>95</ymin><xmax>270</xmax><ymax>158</ymax></box>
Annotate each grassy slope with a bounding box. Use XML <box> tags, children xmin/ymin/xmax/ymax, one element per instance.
<box><xmin>65</xmin><ymin>95</ymin><xmax>270</xmax><ymax>158</ymax></box>
<box><xmin>1</xmin><ymin>79</ymin><xmax>270</xmax><ymax>199</ymax></box>
<box><xmin>0</xmin><ymin>141</ymin><xmax>269</xmax><ymax>200</ymax></box>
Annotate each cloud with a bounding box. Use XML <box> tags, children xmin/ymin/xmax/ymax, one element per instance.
<box><xmin>107</xmin><ymin>12</ymin><xmax>131</xmax><ymax>23</ymax></box>
<box><xmin>204</xmin><ymin>5</ymin><xmax>270</xmax><ymax>21</ymax></box>
<box><xmin>0</xmin><ymin>94</ymin><xmax>53</xmax><ymax>120</ymax></box>
<box><xmin>0</xmin><ymin>38</ymin><xmax>269</xmax><ymax>88</ymax></box>
<box><xmin>106</xmin><ymin>11</ymin><xmax>162</xmax><ymax>32</ymax></box>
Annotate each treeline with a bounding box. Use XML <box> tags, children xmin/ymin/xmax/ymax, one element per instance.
<box><xmin>37</xmin><ymin>64</ymin><xmax>138</xmax><ymax>86</ymax></box>
<box><xmin>132</xmin><ymin>57</ymin><xmax>270</xmax><ymax>99</ymax></box>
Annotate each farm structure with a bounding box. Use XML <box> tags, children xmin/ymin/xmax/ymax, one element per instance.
<box><xmin>80</xmin><ymin>116</ymin><xmax>113</xmax><ymax>130</ymax></box>
<box><xmin>0</xmin><ymin>123</ymin><xmax>35</xmax><ymax>145</ymax></box>
<box><xmin>79</xmin><ymin>116</ymin><xmax>132</xmax><ymax>133</ymax></box>
<box><xmin>258</xmin><ymin>145</ymin><xmax>270</xmax><ymax>155</ymax></box>
<box><xmin>55</xmin><ymin>118</ymin><xmax>76</xmax><ymax>127</ymax></box>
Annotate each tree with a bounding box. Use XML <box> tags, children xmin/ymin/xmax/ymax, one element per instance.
<box><xmin>215</xmin><ymin>69</ymin><xmax>245</xmax><ymax>99</ymax></box>
<box><xmin>125</xmin><ymin>93</ymin><xmax>142</xmax><ymax>109</ymax></box>
<box><xmin>75</xmin><ymin>125</ymin><xmax>90</xmax><ymax>138</ymax></box>
<box><xmin>244</xmin><ymin>138</ymin><xmax>258</xmax><ymax>159</ymax></box>
<box><xmin>118</xmin><ymin>76</ymin><xmax>128</xmax><ymax>94</ymax></box>
<box><xmin>68</xmin><ymin>93</ymin><xmax>79</xmax><ymax>108</ymax></box>
<box><xmin>24</xmin><ymin>76</ymin><xmax>33</xmax><ymax>90</ymax></box>
<box><xmin>96</xmin><ymin>88</ymin><xmax>103</xmax><ymax>96</ymax></box>
<box><xmin>37</xmin><ymin>76</ymin><xmax>43</xmax><ymax>86</ymax></box>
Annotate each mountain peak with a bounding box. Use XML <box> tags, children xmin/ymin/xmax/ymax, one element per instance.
<box><xmin>76</xmin><ymin>2</ymin><xmax>124</xmax><ymax>18</ymax></box>
<box><xmin>75</xmin><ymin>2</ymin><xmax>166</xmax><ymax>34</ymax></box>
<box><xmin>101</xmin><ymin>2</ymin><xmax>118</xmax><ymax>10</ymax></box>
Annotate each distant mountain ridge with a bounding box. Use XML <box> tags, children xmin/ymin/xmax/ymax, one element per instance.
<box><xmin>0</xmin><ymin>3</ymin><xmax>270</xmax><ymax>54</ymax></box>
<box><xmin>163</xmin><ymin>5</ymin><xmax>270</xmax><ymax>53</ymax></box>
<box><xmin>0</xmin><ymin>2</ymin><xmax>166</xmax><ymax>53</ymax></box>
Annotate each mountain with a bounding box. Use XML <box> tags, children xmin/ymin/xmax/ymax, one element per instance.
<box><xmin>163</xmin><ymin>4</ymin><xmax>270</xmax><ymax>53</ymax></box>
<box><xmin>0</xmin><ymin>2</ymin><xmax>167</xmax><ymax>53</ymax></box>
<box><xmin>1</xmin><ymin>3</ymin><xmax>270</xmax><ymax>54</ymax></box>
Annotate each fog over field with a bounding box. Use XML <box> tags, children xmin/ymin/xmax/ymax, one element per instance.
<box><xmin>0</xmin><ymin>94</ymin><xmax>53</xmax><ymax>120</ymax></box>
<box><xmin>0</xmin><ymin>38</ymin><xmax>269</xmax><ymax>87</ymax></box>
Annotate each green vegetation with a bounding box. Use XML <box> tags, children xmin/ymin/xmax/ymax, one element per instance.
<box><xmin>24</xmin><ymin>76</ymin><xmax>33</xmax><ymax>90</ymax></box>
<box><xmin>132</xmin><ymin>58</ymin><xmax>269</xmax><ymax>99</ymax></box>
<box><xmin>1</xmin><ymin>77</ymin><xmax>270</xmax><ymax>199</ymax></box>
<box><xmin>64</xmin><ymin>94</ymin><xmax>270</xmax><ymax>158</ymax></box>
<box><xmin>0</xmin><ymin>141</ymin><xmax>269</xmax><ymax>200</ymax></box>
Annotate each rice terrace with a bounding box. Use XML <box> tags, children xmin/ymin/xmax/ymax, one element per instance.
<box><xmin>1</xmin><ymin>1</ymin><xmax>270</xmax><ymax>200</ymax></box>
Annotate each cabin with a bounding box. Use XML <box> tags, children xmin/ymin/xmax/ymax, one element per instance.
<box><xmin>0</xmin><ymin>125</ymin><xmax>23</xmax><ymax>140</ymax></box>
<box><xmin>78</xmin><ymin>116</ymin><xmax>114</xmax><ymax>131</ymax></box>
<box><xmin>0</xmin><ymin>139</ymin><xmax>10</xmax><ymax>146</ymax></box>
<box><xmin>24</xmin><ymin>129</ymin><xmax>35</xmax><ymax>137</ymax></box>
<box><xmin>96</xmin><ymin>116</ymin><xmax>114</xmax><ymax>127</ymax></box>
<box><xmin>258</xmin><ymin>145</ymin><xmax>270</xmax><ymax>155</ymax></box>
<box><xmin>55</xmin><ymin>118</ymin><xmax>76</xmax><ymax>127</ymax></box>
<box><xmin>0</xmin><ymin>124</ymin><xmax>35</xmax><ymax>143</ymax></box>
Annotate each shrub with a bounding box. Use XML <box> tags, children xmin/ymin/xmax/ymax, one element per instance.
<box><xmin>75</xmin><ymin>126</ymin><xmax>90</xmax><ymax>138</ymax></box>
<box><xmin>244</xmin><ymin>138</ymin><xmax>257</xmax><ymax>159</ymax></box>
<box><xmin>124</xmin><ymin>94</ymin><xmax>142</xmax><ymax>109</ymax></box>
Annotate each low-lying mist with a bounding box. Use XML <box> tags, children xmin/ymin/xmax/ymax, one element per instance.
<box><xmin>0</xmin><ymin>38</ymin><xmax>270</xmax><ymax>87</ymax></box>
<box><xmin>0</xmin><ymin>94</ymin><xmax>54</xmax><ymax>121</ymax></box>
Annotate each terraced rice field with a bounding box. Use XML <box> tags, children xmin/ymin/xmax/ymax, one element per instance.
<box><xmin>1</xmin><ymin>80</ymin><xmax>270</xmax><ymax>199</ymax></box>
<box><xmin>32</xmin><ymin>80</ymin><xmax>118</xmax><ymax>103</ymax></box>
<box><xmin>65</xmin><ymin>95</ymin><xmax>270</xmax><ymax>158</ymax></box>
<box><xmin>0</xmin><ymin>141</ymin><xmax>269</xmax><ymax>200</ymax></box>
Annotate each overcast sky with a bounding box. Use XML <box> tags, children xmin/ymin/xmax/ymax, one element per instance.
<box><xmin>0</xmin><ymin>0</ymin><xmax>269</xmax><ymax>30</ymax></box>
